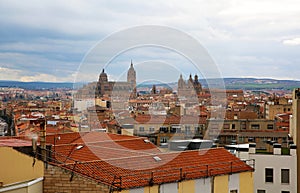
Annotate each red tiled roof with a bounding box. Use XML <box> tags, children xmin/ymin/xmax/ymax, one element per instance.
<box><xmin>120</xmin><ymin>115</ymin><xmax>207</xmax><ymax>125</ymax></box>
<box><xmin>0</xmin><ymin>138</ymin><xmax>33</xmax><ymax>147</ymax></box>
<box><xmin>58</xmin><ymin>148</ymin><xmax>253</xmax><ymax>190</ymax></box>
<box><xmin>45</xmin><ymin>131</ymin><xmax>160</xmax><ymax>164</ymax></box>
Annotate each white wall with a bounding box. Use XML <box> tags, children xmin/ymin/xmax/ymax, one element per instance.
<box><xmin>195</xmin><ymin>178</ymin><xmax>211</xmax><ymax>193</ymax></box>
<box><xmin>228</xmin><ymin>173</ymin><xmax>239</xmax><ymax>192</ymax></box>
<box><xmin>160</xmin><ymin>183</ymin><xmax>177</xmax><ymax>193</ymax></box>
<box><xmin>130</xmin><ymin>187</ymin><xmax>144</xmax><ymax>193</ymax></box>
<box><xmin>74</xmin><ymin>99</ymin><xmax>95</xmax><ymax>112</ymax></box>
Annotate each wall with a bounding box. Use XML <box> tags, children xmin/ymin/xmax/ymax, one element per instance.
<box><xmin>178</xmin><ymin>180</ymin><xmax>195</xmax><ymax>193</ymax></box>
<box><xmin>0</xmin><ymin>147</ymin><xmax>44</xmax><ymax>186</ymax></box>
<box><xmin>214</xmin><ymin>175</ymin><xmax>228</xmax><ymax>193</ymax></box>
<box><xmin>239</xmin><ymin>172</ymin><xmax>253</xmax><ymax>193</ymax></box>
<box><xmin>44</xmin><ymin>164</ymin><xmax>110</xmax><ymax>193</ymax></box>
<box><xmin>123</xmin><ymin>172</ymin><xmax>252</xmax><ymax>193</ymax></box>
<box><xmin>44</xmin><ymin>164</ymin><xmax>253</xmax><ymax>193</ymax></box>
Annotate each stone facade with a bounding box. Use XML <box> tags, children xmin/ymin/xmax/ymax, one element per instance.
<box><xmin>177</xmin><ymin>74</ymin><xmax>202</xmax><ymax>97</ymax></box>
<box><xmin>44</xmin><ymin>164</ymin><xmax>110</xmax><ymax>193</ymax></box>
<box><xmin>96</xmin><ymin>62</ymin><xmax>136</xmax><ymax>97</ymax></box>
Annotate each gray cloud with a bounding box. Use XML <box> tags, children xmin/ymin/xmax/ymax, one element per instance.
<box><xmin>0</xmin><ymin>0</ymin><xmax>300</xmax><ymax>82</ymax></box>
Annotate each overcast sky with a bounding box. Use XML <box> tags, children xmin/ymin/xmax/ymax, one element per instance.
<box><xmin>0</xmin><ymin>0</ymin><xmax>300</xmax><ymax>83</ymax></box>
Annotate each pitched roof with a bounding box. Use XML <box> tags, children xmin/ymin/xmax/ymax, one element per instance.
<box><xmin>46</xmin><ymin>131</ymin><xmax>160</xmax><ymax>164</ymax></box>
<box><xmin>52</xmin><ymin>137</ymin><xmax>160</xmax><ymax>164</ymax></box>
<box><xmin>58</xmin><ymin>148</ymin><xmax>253</xmax><ymax>190</ymax></box>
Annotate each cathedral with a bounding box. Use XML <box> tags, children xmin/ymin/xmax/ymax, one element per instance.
<box><xmin>177</xmin><ymin>74</ymin><xmax>202</xmax><ymax>96</ymax></box>
<box><xmin>96</xmin><ymin>61</ymin><xmax>137</xmax><ymax>97</ymax></box>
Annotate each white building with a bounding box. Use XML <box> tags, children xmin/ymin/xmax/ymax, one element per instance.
<box><xmin>226</xmin><ymin>143</ymin><xmax>297</xmax><ymax>193</ymax></box>
<box><xmin>74</xmin><ymin>99</ymin><xmax>95</xmax><ymax>112</ymax></box>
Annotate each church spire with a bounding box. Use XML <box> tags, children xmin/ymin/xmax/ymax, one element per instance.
<box><xmin>131</xmin><ymin>59</ymin><xmax>133</xmax><ymax>68</ymax></box>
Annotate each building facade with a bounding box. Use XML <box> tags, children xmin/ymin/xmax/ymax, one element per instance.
<box><xmin>177</xmin><ymin>74</ymin><xmax>202</xmax><ymax>97</ymax></box>
<box><xmin>290</xmin><ymin>88</ymin><xmax>300</xmax><ymax>193</ymax></box>
<box><xmin>226</xmin><ymin>143</ymin><xmax>297</xmax><ymax>193</ymax></box>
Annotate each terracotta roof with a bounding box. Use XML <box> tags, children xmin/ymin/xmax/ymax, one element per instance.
<box><xmin>58</xmin><ymin>148</ymin><xmax>253</xmax><ymax>190</ymax></box>
<box><xmin>0</xmin><ymin>138</ymin><xmax>33</xmax><ymax>147</ymax></box>
<box><xmin>52</xmin><ymin>136</ymin><xmax>160</xmax><ymax>164</ymax></box>
<box><xmin>119</xmin><ymin>115</ymin><xmax>207</xmax><ymax>125</ymax></box>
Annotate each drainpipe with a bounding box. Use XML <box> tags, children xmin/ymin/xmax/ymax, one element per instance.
<box><xmin>211</xmin><ymin>176</ymin><xmax>214</xmax><ymax>193</ymax></box>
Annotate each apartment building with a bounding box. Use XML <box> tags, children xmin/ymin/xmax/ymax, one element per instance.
<box><xmin>208</xmin><ymin>118</ymin><xmax>288</xmax><ymax>148</ymax></box>
<box><xmin>117</xmin><ymin>114</ymin><xmax>207</xmax><ymax>146</ymax></box>
<box><xmin>226</xmin><ymin>143</ymin><xmax>297</xmax><ymax>193</ymax></box>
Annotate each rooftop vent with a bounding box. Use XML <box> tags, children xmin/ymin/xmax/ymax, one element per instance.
<box><xmin>153</xmin><ymin>156</ymin><xmax>161</xmax><ymax>162</ymax></box>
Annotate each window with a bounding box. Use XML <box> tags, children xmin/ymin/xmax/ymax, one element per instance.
<box><xmin>160</xmin><ymin>137</ymin><xmax>168</xmax><ymax>143</ymax></box>
<box><xmin>251</xmin><ymin>124</ymin><xmax>260</xmax><ymax>129</ymax></box>
<box><xmin>230</xmin><ymin>190</ymin><xmax>238</xmax><ymax>193</ymax></box>
<box><xmin>185</xmin><ymin>126</ymin><xmax>191</xmax><ymax>134</ymax></box>
<box><xmin>224</xmin><ymin>124</ymin><xmax>230</xmax><ymax>129</ymax></box>
<box><xmin>241</xmin><ymin>122</ymin><xmax>246</xmax><ymax>130</ymax></box>
<box><xmin>232</xmin><ymin>124</ymin><xmax>236</xmax><ymax>129</ymax></box>
<box><xmin>267</xmin><ymin>124</ymin><xmax>274</xmax><ymax>130</ymax></box>
<box><xmin>170</xmin><ymin>127</ymin><xmax>176</xmax><ymax>133</ymax></box>
<box><xmin>194</xmin><ymin>126</ymin><xmax>200</xmax><ymax>134</ymax></box>
<box><xmin>139</xmin><ymin>127</ymin><xmax>144</xmax><ymax>132</ymax></box>
<box><xmin>159</xmin><ymin>127</ymin><xmax>168</xmax><ymax>133</ymax></box>
<box><xmin>272</xmin><ymin>137</ymin><xmax>278</xmax><ymax>142</ymax></box>
<box><xmin>281</xmin><ymin>169</ymin><xmax>290</xmax><ymax>184</ymax></box>
<box><xmin>265</xmin><ymin>168</ymin><xmax>273</xmax><ymax>183</ymax></box>
<box><xmin>149</xmin><ymin>127</ymin><xmax>155</xmax><ymax>132</ymax></box>
<box><xmin>257</xmin><ymin>190</ymin><xmax>266</xmax><ymax>193</ymax></box>
<box><xmin>282</xmin><ymin>191</ymin><xmax>290</xmax><ymax>193</ymax></box>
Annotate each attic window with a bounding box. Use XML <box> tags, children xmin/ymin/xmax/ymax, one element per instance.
<box><xmin>144</xmin><ymin>139</ymin><xmax>150</xmax><ymax>143</ymax></box>
<box><xmin>76</xmin><ymin>145</ymin><xmax>84</xmax><ymax>150</ymax></box>
<box><xmin>153</xmin><ymin>156</ymin><xmax>161</xmax><ymax>162</ymax></box>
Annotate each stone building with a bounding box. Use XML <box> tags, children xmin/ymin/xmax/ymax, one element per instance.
<box><xmin>177</xmin><ymin>74</ymin><xmax>202</xmax><ymax>97</ymax></box>
<box><xmin>96</xmin><ymin>61</ymin><xmax>136</xmax><ymax>98</ymax></box>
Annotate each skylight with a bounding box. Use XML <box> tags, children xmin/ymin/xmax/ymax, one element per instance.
<box><xmin>153</xmin><ymin>156</ymin><xmax>161</xmax><ymax>162</ymax></box>
<box><xmin>76</xmin><ymin>145</ymin><xmax>84</xmax><ymax>150</ymax></box>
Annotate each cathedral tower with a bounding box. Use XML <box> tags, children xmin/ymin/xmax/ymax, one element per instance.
<box><xmin>127</xmin><ymin>60</ymin><xmax>136</xmax><ymax>88</ymax></box>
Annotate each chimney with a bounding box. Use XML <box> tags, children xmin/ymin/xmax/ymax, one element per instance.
<box><xmin>39</xmin><ymin>119</ymin><xmax>46</xmax><ymax>162</ymax></box>
<box><xmin>290</xmin><ymin>144</ymin><xmax>297</xmax><ymax>156</ymax></box>
<box><xmin>266</xmin><ymin>140</ymin><xmax>272</xmax><ymax>153</ymax></box>
<box><xmin>249</xmin><ymin>143</ymin><xmax>256</xmax><ymax>154</ymax></box>
<box><xmin>273</xmin><ymin>143</ymin><xmax>281</xmax><ymax>155</ymax></box>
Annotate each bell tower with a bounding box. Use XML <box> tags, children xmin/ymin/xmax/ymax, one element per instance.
<box><xmin>127</xmin><ymin>60</ymin><xmax>136</xmax><ymax>88</ymax></box>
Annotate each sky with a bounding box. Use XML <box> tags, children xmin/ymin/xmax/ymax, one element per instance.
<box><xmin>0</xmin><ymin>0</ymin><xmax>300</xmax><ymax>83</ymax></box>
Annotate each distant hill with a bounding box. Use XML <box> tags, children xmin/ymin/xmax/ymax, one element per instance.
<box><xmin>221</xmin><ymin>78</ymin><xmax>300</xmax><ymax>90</ymax></box>
<box><xmin>138</xmin><ymin>78</ymin><xmax>300</xmax><ymax>91</ymax></box>
<box><xmin>0</xmin><ymin>80</ymin><xmax>74</xmax><ymax>90</ymax></box>
<box><xmin>0</xmin><ymin>78</ymin><xmax>299</xmax><ymax>91</ymax></box>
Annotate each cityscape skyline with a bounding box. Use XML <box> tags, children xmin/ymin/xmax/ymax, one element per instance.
<box><xmin>1</xmin><ymin>0</ymin><xmax>300</xmax><ymax>82</ymax></box>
